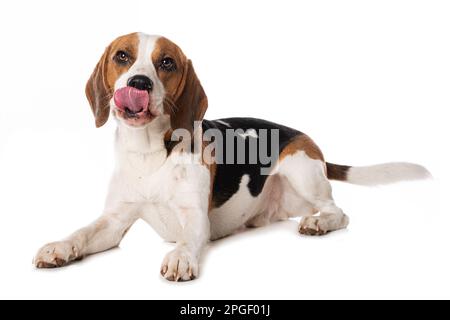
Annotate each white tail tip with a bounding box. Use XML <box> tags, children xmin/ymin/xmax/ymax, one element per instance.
<box><xmin>346</xmin><ymin>162</ymin><xmax>431</xmax><ymax>186</ymax></box>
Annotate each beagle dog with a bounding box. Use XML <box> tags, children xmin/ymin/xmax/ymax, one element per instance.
<box><xmin>34</xmin><ymin>32</ymin><xmax>430</xmax><ymax>281</ymax></box>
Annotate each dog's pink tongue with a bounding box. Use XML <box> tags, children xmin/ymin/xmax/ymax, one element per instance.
<box><xmin>114</xmin><ymin>87</ymin><xmax>149</xmax><ymax>113</ymax></box>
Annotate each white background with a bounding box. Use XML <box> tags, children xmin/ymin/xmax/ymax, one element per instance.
<box><xmin>0</xmin><ymin>0</ymin><xmax>448</xmax><ymax>299</ymax></box>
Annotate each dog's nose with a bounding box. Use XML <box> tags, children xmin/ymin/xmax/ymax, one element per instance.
<box><xmin>127</xmin><ymin>75</ymin><xmax>153</xmax><ymax>92</ymax></box>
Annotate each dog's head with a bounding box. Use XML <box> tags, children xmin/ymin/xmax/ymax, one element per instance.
<box><xmin>86</xmin><ymin>32</ymin><xmax>207</xmax><ymax>131</ymax></box>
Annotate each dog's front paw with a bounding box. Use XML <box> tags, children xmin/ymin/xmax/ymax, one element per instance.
<box><xmin>160</xmin><ymin>248</ymin><xmax>199</xmax><ymax>282</ymax></box>
<box><xmin>34</xmin><ymin>241</ymin><xmax>80</xmax><ymax>268</ymax></box>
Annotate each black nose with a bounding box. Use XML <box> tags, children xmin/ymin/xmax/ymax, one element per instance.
<box><xmin>127</xmin><ymin>75</ymin><xmax>153</xmax><ymax>91</ymax></box>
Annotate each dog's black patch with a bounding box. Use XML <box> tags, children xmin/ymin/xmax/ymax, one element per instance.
<box><xmin>202</xmin><ymin>118</ymin><xmax>302</xmax><ymax>208</ymax></box>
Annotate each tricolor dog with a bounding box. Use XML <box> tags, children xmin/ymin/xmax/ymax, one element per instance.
<box><xmin>34</xmin><ymin>32</ymin><xmax>430</xmax><ymax>281</ymax></box>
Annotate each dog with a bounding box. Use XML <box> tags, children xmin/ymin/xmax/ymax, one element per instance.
<box><xmin>34</xmin><ymin>32</ymin><xmax>430</xmax><ymax>281</ymax></box>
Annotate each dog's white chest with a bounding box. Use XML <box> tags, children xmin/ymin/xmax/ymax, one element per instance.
<box><xmin>106</xmin><ymin>123</ymin><xmax>211</xmax><ymax>242</ymax></box>
<box><xmin>107</xmin><ymin>151</ymin><xmax>184</xmax><ymax>240</ymax></box>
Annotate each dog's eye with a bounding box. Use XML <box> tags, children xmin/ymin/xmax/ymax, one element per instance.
<box><xmin>160</xmin><ymin>57</ymin><xmax>176</xmax><ymax>71</ymax></box>
<box><xmin>114</xmin><ymin>51</ymin><xmax>130</xmax><ymax>64</ymax></box>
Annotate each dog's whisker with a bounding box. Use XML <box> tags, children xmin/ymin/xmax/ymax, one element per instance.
<box><xmin>163</xmin><ymin>96</ymin><xmax>179</xmax><ymax>114</ymax></box>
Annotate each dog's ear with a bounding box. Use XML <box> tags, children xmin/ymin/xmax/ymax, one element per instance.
<box><xmin>85</xmin><ymin>45</ymin><xmax>112</xmax><ymax>128</ymax></box>
<box><xmin>170</xmin><ymin>60</ymin><xmax>208</xmax><ymax>133</ymax></box>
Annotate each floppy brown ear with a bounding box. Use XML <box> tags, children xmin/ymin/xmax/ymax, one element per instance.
<box><xmin>85</xmin><ymin>46</ymin><xmax>112</xmax><ymax>128</ymax></box>
<box><xmin>171</xmin><ymin>60</ymin><xmax>208</xmax><ymax>132</ymax></box>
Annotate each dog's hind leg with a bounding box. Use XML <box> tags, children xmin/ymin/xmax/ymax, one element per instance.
<box><xmin>278</xmin><ymin>151</ymin><xmax>349</xmax><ymax>235</ymax></box>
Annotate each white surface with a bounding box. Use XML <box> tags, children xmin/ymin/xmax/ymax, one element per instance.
<box><xmin>0</xmin><ymin>0</ymin><xmax>448</xmax><ymax>299</ymax></box>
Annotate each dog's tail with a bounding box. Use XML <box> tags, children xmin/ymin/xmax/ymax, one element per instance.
<box><xmin>326</xmin><ymin>162</ymin><xmax>431</xmax><ymax>186</ymax></box>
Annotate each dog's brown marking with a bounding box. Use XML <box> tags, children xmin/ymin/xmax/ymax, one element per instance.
<box><xmin>280</xmin><ymin>134</ymin><xmax>324</xmax><ymax>161</ymax></box>
<box><xmin>152</xmin><ymin>37</ymin><xmax>208</xmax><ymax>133</ymax></box>
<box><xmin>207</xmin><ymin>162</ymin><xmax>217</xmax><ymax>211</ymax></box>
<box><xmin>85</xmin><ymin>33</ymin><xmax>139</xmax><ymax>127</ymax></box>
<box><xmin>152</xmin><ymin>37</ymin><xmax>187</xmax><ymax>105</ymax></box>
<box><xmin>326</xmin><ymin>163</ymin><xmax>351</xmax><ymax>181</ymax></box>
